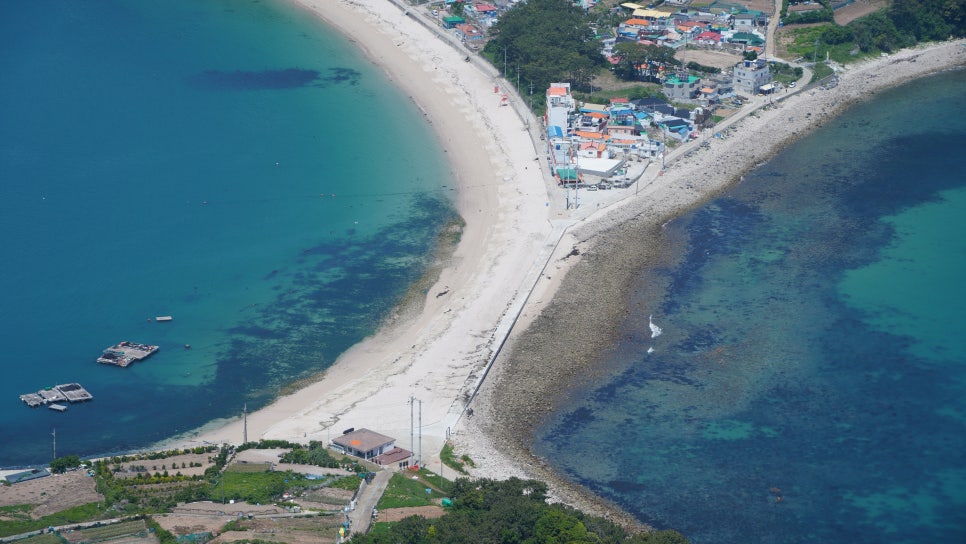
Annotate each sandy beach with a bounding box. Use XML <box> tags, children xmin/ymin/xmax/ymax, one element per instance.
<box><xmin>177</xmin><ymin>0</ymin><xmax>557</xmax><ymax>464</ymax></box>
<box><xmin>169</xmin><ymin>0</ymin><xmax>966</xmax><ymax>527</ymax></box>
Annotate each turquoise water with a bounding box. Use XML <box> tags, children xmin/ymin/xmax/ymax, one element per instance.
<box><xmin>0</xmin><ymin>1</ymin><xmax>456</xmax><ymax>466</ymax></box>
<box><xmin>537</xmin><ymin>70</ymin><xmax>966</xmax><ymax>542</ymax></box>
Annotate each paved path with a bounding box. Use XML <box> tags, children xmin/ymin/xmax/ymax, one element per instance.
<box><xmin>347</xmin><ymin>470</ymin><xmax>392</xmax><ymax>535</ymax></box>
<box><xmin>765</xmin><ymin>0</ymin><xmax>783</xmax><ymax>59</ymax></box>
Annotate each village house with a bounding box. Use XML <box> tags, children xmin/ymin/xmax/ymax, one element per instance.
<box><xmin>455</xmin><ymin>23</ymin><xmax>485</xmax><ymax>42</ymax></box>
<box><xmin>733</xmin><ymin>58</ymin><xmax>772</xmax><ymax>95</ymax></box>
<box><xmin>544</xmin><ymin>83</ymin><xmax>666</xmax><ymax>183</ymax></box>
<box><xmin>664</xmin><ymin>73</ymin><xmax>702</xmax><ymax>101</ymax></box>
<box><xmin>330</xmin><ymin>428</ymin><xmax>413</xmax><ymax>468</ymax></box>
<box><xmin>732</xmin><ymin>12</ymin><xmax>759</xmax><ymax>32</ymax></box>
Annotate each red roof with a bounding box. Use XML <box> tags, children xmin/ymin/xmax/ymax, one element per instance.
<box><xmin>475</xmin><ymin>3</ymin><xmax>497</xmax><ymax>12</ymax></box>
<box><xmin>456</xmin><ymin>24</ymin><xmax>482</xmax><ymax>37</ymax></box>
<box><xmin>696</xmin><ymin>31</ymin><xmax>721</xmax><ymax>41</ymax></box>
<box><xmin>548</xmin><ymin>86</ymin><xmax>568</xmax><ymax>96</ymax></box>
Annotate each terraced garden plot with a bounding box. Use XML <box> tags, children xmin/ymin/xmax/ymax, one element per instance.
<box><xmin>61</xmin><ymin>520</ymin><xmax>147</xmax><ymax>544</ymax></box>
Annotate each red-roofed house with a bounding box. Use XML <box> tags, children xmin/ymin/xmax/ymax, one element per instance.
<box><xmin>578</xmin><ymin>141</ymin><xmax>607</xmax><ymax>158</ymax></box>
<box><xmin>695</xmin><ymin>31</ymin><xmax>722</xmax><ymax>44</ymax></box>
<box><xmin>455</xmin><ymin>24</ymin><xmax>484</xmax><ymax>42</ymax></box>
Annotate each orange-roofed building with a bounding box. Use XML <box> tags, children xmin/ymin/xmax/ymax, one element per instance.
<box><xmin>623</xmin><ymin>18</ymin><xmax>652</xmax><ymax>26</ymax></box>
<box><xmin>455</xmin><ymin>24</ymin><xmax>484</xmax><ymax>41</ymax></box>
<box><xmin>332</xmin><ymin>428</ymin><xmax>405</xmax><ymax>463</ymax></box>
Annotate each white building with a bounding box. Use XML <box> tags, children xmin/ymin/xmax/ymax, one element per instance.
<box><xmin>732</xmin><ymin>59</ymin><xmax>772</xmax><ymax>95</ymax></box>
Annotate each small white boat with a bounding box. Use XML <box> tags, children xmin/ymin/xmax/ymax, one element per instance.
<box><xmin>155</xmin><ymin>316</ymin><xmax>173</xmax><ymax>322</ymax></box>
<box><xmin>48</xmin><ymin>404</ymin><xmax>67</xmax><ymax>412</ymax></box>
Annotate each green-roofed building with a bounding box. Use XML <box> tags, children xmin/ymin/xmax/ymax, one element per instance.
<box><xmin>664</xmin><ymin>74</ymin><xmax>701</xmax><ymax>101</ymax></box>
<box><xmin>731</xmin><ymin>32</ymin><xmax>765</xmax><ymax>46</ymax></box>
<box><xmin>556</xmin><ymin>167</ymin><xmax>578</xmax><ymax>183</ymax></box>
<box><xmin>442</xmin><ymin>16</ymin><xmax>464</xmax><ymax>29</ymax></box>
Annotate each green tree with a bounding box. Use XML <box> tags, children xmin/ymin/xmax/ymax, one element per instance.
<box><xmin>629</xmin><ymin>529</ymin><xmax>691</xmax><ymax>544</ymax></box>
<box><xmin>484</xmin><ymin>0</ymin><xmax>603</xmax><ymax>96</ymax></box>
<box><xmin>451</xmin><ymin>1</ymin><xmax>465</xmax><ymax>18</ymax></box>
<box><xmin>821</xmin><ymin>24</ymin><xmax>854</xmax><ymax>45</ymax></box>
<box><xmin>533</xmin><ymin>508</ymin><xmax>590</xmax><ymax>543</ymax></box>
<box><xmin>611</xmin><ymin>43</ymin><xmax>678</xmax><ymax>81</ymax></box>
<box><xmin>50</xmin><ymin>454</ymin><xmax>81</xmax><ymax>474</ymax></box>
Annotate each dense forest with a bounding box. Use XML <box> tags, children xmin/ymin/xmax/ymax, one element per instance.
<box><xmin>816</xmin><ymin>0</ymin><xmax>965</xmax><ymax>53</ymax></box>
<box><xmin>349</xmin><ymin>477</ymin><xmax>689</xmax><ymax>544</ymax></box>
<box><xmin>483</xmin><ymin>0</ymin><xmax>606</xmax><ymax>96</ymax></box>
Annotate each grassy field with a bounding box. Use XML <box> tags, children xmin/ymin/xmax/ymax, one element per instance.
<box><xmin>0</xmin><ymin>503</ymin><xmax>106</xmax><ymax>538</ymax></box>
<box><xmin>375</xmin><ymin>474</ymin><xmax>440</xmax><ymax>510</ymax></box>
<box><xmin>217</xmin><ymin>470</ymin><xmax>312</xmax><ymax>505</ymax></box>
<box><xmin>327</xmin><ymin>475</ymin><xmax>362</xmax><ymax>491</ymax></box>
<box><xmin>779</xmin><ymin>25</ymin><xmax>879</xmax><ymax>64</ymax></box>
<box><xmin>226</xmin><ymin>462</ymin><xmax>273</xmax><ymax>473</ymax></box>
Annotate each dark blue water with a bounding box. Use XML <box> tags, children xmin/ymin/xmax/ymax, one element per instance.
<box><xmin>0</xmin><ymin>0</ymin><xmax>456</xmax><ymax>466</ymax></box>
<box><xmin>537</xmin><ymin>70</ymin><xmax>966</xmax><ymax>542</ymax></box>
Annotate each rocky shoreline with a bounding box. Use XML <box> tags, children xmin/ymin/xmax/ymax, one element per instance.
<box><xmin>458</xmin><ymin>41</ymin><xmax>966</xmax><ymax>530</ymax></box>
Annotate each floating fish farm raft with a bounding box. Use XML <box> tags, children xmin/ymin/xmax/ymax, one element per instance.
<box><xmin>97</xmin><ymin>341</ymin><xmax>159</xmax><ymax>367</ymax></box>
<box><xmin>20</xmin><ymin>383</ymin><xmax>94</xmax><ymax>408</ymax></box>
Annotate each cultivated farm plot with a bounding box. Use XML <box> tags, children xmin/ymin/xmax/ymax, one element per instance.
<box><xmin>110</xmin><ymin>453</ymin><xmax>214</xmax><ymax>479</ymax></box>
<box><xmin>0</xmin><ymin>471</ymin><xmax>101</xmax><ymax>518</ymax></box>
<box><xmin>212</xmin><ymin>515</ymin><xmax>344</xmax><ymax>544</ymax></box>
<box><xmin>225</xmin><ymin>462</ymin><xmax>272</xmax><ymax>474</ymax></box>
<box><xmin>14</xmin><ymin>534</ymin><xmax>62</xmax><ymax>544</ymax></box>
<box><xmin>732</xmin><ymin>0</ymin><xmax>777</xmax><ymax>14</ymax></box>
<box><xmin>834</xmin><ymin>0</ymin><xmax>887</xmax><ymax>25</ymax></box>
<box><xmin>60</xmin><ymin>520</ymin><xmax>148</xmax><ymax>544</ymax></box>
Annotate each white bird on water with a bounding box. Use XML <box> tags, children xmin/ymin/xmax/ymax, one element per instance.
<box><xmin>649</xmin><ymin>315</ymin><xmax>663</xmax><ymax>339</ymax></box>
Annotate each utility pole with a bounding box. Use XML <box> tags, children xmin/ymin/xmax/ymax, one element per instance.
<box><xmin>243</xmin><ymin>403</ymin><xmax>248</xmax><ymax>444</ymax></box>
<box><xmin>418</xmin><ymin>399</ymin><xmax>423</xmax><ymax>470</ymax></box>
<box><xmin>410</xmin><ymin>395</ymin><xmax>415</xmax><ymax>468</ymax></box>
<box><xmin>661</xmin><ymin>125</ymin><xmax>667</xmax><ymax>171</ymax></box>
<box><xmin>503</xmin><ymin>46</ymin><xmax>507</xmax><ymax>78</ymax></box>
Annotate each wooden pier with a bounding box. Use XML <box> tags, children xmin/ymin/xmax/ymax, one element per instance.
<box><xmin>20</xmin><ymin>383</ymin><xmax>93</xmax><ymax>408</ymax></box>
<box><xmin>97</xmin><ymin>341</ymin><xmax>159</xmax><ymax>367</ymax></box>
